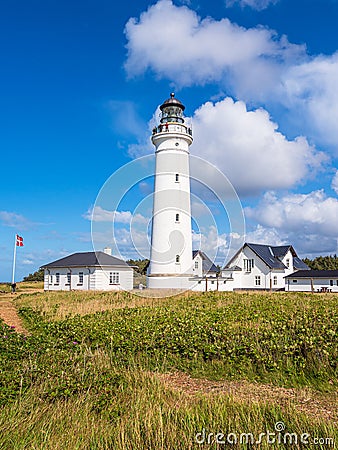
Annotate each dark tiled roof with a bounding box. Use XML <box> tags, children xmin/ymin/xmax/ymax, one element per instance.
<box><xmin>293</xmin><ymin>257</ymin><xmax>310</xmax><ymax>270</ymax></box>
<box><xmin>285</xmin><ymin>269</ymin><xmax>338</xmax><ymax>279</ymax></box>
<box><xmin>193</xmin><ymin>250</ymin><xmax>218</xmax><ymax>273</ymax></box>
<box><xmin>270</xmin><ymin>245</ymin><xmax>291</xmax><ymax>258</ymax></box>
<box><xmin>245</xmin><ymin>243</ymin><xmax>286</xmax><ymax>269</ymax></box>
<box><xmin>223</xmin><ymin>265</ymin><xmax>242</xmax><ymax>271</ymax></box>
<box><xmin>225</xmin><ymin>243</ymin><xmax>309</xmax><ymax>270</ymax></box>
<box><xmin>42</xmin><ymin>252</ymin><xmax>131</xmax><ymax>269</ymax></box>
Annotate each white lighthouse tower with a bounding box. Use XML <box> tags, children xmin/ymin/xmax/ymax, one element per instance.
<box><xmin>147</xmin><ymin>93</ymin><xmax>193</xmax><ymax>289</ymax></box>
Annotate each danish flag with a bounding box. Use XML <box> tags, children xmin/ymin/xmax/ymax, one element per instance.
<box><xmin>16</xmin><ymin>235</ymin><xmax>24</xmax><ymax>247</ymax></box>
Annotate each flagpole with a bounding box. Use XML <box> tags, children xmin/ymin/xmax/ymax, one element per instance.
<box><xmin>12</xmin><ymin>234</ymin><xmax>17</xmax><ymax>284</ymax></box>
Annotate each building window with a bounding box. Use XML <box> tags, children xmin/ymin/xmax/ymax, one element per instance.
<box><xmin>50</xmin><ymin>275</ymin><xmax>53</xmax><ymax>284</ymax></box>
<box><xmin>273</xmin><ymin>276</ymin><xmax>278</xmax><ymax>286</ymax></box>
<box><xmin>292</xmin><ymin>279</ymin><xmax>298</xmax><ymax>283</ymax></box>
<box><xmin>175</xmin><ymin>255</ymin><xmax>180</xmax><ymax>263</ymax></box>
<box><xmin>336</xmin><ymin>280</ymin><xmax>338</xmax><ymax>286</ymax></box>
<box><xmin>175</xmin><ymin>213</ymin><xmax>180</xmax><ymax>222</ymax></box>
<box><xmin>109</xmin><ymin>272</ymin><xmax>120</xmax><ymax>284</ymax></box>
<box><xmin>330</xmin><ymin>280</ymin><xmax>334</xmax><ymax>286</ymax></box>
<box><xmin>244</xmin><ymin>259</ymin><xmax>254</xmax><ymax>272</ymax></box>
<box><xmin>66</xmin><ymin>272</ymin><xmax>71</xmax><ymax>285</ymax></box>
<box><xmin>211</xmin><ymin>280</ymin><xmax>214</xmax><ymax>284</ymax></box>
<box><xmin>255</xmin><ymin>276</ymin><xmax>261</xmax><ymax>286</ymax></box>
<box><xmin>194</xmin><ymin>261</ymin><xmax>198</xmax><ymax>269</ymax></box>
<box><xmin>286</xmin><ymin>259</ymin><xmax>290</xmax><ymax>268</ymax></box>
<box><xmin>175</xmin><ymin>173</ymin><xmax>179</xmax><ymax>182</ymax></box>
<box><xmin>79</xmin><ymin>272</ymin><xmax>84</xmax><ymax>285</ymax></box>
<box><xmin>55</xmin><ymin>273</ymin><xmax>60</xmax><ymax>285</ymax></box>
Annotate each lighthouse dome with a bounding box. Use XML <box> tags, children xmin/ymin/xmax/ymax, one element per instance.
<box><xmin>160</xmin><ymin>93</ymin><xmax>185</xmax><ymax>112</ymax></box>
<box><xmin>160</xmin><ymin>93</ymin><xmax>185</xmax><ymax>124</ymax></box>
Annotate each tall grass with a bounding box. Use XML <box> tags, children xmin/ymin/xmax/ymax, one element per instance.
<box><xmin>1</xmin><ymin>360</ymin><xmax>336</xmax><ymax>449</ymax></box>
<box><xmin>0</xmin><ymin>290</ymin><xmax>337</xmax><ymax>448</ymax></box>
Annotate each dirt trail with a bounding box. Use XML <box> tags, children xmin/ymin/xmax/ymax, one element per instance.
<box><xmin>157</xmin><ymin>372</ymin><xmax>338</xmax><ymax>423</ymax></box>
<box><xmin>0</xmin><ymin>294</ymin><xmax>28</xmax><ymax>334</ymax></box>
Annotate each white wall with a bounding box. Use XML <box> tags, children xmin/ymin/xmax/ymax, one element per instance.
<box><xmin>286</xmin><ymin>277</ymin><xmax>338</xmax><ymax>292</ymax></box>
<box><xmin>192</xmin><ymin>253</ymin><xmax>203</xmax><ymax>277</ymax></box>
<box><xmin>95</xmin><ymin>267</ymin><xmax>133</xmax><ymax>291</ymax></box>
<box><xmin>147</xmin><ymin>275</ymin><xmax>193</xmax><ymax>289</ymax></box>
<box><xmin>44</xmin><ymin>266</ymin><xmax>133</xmax><ymax>291</ymax></box>
<box><xmin>281</xmin><ymin>250</ymin><xmax>294</xmax><ymax>276</ymax></box>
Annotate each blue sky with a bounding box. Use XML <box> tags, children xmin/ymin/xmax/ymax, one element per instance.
<box><xmin>1</xmin><ymin>0</ymin><xmax>338</xmax><ymax>281</ymax></box>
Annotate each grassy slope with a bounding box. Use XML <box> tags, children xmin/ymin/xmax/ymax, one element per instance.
<box><xmin>0</xmin><ymin>289</ymin><xmax>337</xmax><ymax>449</ymax></box>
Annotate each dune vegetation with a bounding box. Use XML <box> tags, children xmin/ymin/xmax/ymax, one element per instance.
<box><xmin>0</xmin><ymin>288</ymin><xmax>337</xmax><ymax>449</ymax></box>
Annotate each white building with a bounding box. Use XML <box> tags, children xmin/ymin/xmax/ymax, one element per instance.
<box><xmin>42</xmin><ymin>250</ymin><xmax>134</xmax><ymax>291</ymax></box>
<box><xmin>190</xmin><ymin>250</ymin><xmax>221</xmax><ymax>291</ymax></box>
<box><xmin>192</xmin><ymin>250</ymin><xmax>219</xmax><ymax>278</ymax></box>
<box><xmin>220</xmin><ymin>243</ymin><xmax>309</xmax><ymax>291</ymax></box>
<box><xmin>147</xmin><ymin>93</ymin><xmax>194</xmax><ymax>289</ymax></box>
<box><xmin>285</xmin><ymin>270</ymin><xmax>338</xmax><ymax>293</ymax></box>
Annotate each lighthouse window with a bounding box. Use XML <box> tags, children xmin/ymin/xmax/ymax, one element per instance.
<box><xmin>175</xmin><ymin>173</ymin><xmax>179</xmax><ymax>182</ymax></box>
<box><xmin>175</xmin><ymin>255</ymin><xmax>180</xmax><ymax>263</ymax></box>
<box><xmin>175</xmin><ymin>213</ymin><xmax>180</xmax><ymax>222</ymax></box>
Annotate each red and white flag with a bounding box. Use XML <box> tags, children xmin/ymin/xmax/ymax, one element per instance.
<box><xmin>16</xmin><ymin>234</ymin><xmax>24</xmax><ymax>247</ymax></box>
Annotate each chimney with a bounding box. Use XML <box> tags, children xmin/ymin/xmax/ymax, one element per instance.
<box><xmin>103</xmin><ymin>247</ymin><xmax>112</xmax><ymax>256</ymax></box>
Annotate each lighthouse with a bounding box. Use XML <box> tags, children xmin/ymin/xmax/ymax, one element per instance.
<box><xmin>147</xmin><ymin>93</ymin><xmax>193</xmax><ymax>289</ymax></box>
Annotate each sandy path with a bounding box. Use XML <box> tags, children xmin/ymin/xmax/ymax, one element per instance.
<box><xmin>0</xmin><ymin>294</ymin><xmax>28</xmax><ymax>334</ymax></box>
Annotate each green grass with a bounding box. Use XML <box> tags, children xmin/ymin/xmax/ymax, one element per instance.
<box><xmin>0</xmin><ymin>283</ymin><xmax>11</xmax><ymax>293</ymax></box>
<box><xmin>0</xmin><ymin>290</ymin><xmax>337</xmax><ymax>448</ymax></box>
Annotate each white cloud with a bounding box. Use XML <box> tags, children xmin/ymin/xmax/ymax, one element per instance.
<box><xmin>245</xmin><ymin>190</ymin><xmax>338</xmax><ymax>237</ymax></box>
<box><xmin>193</xmin><ymin>225</ymin><xmax>230</xmax><ymax>265</ymax></box>
<box><xmin>226</xmin><ymin>0</ymin><xmax>279</xmax><ymax>10</ymax></box>
<box><xmin>21</xmin><ymin>259</ymin><xmax>34</xmax><ymax>265</ymax></box>
<box><xmin>114</xmin><ymin>227</ymin><xmax>151</xmax><ymax>260</ymax></box>
<box><xmin>244</xmin><ymin>224</ymin><xmax>286</xmax><ymax>246</ymax></box>
<box><xmin>83</xmin><ymin>206</ymin><xmax>148</xmax><ymax>224</ymax></box>
<box><xmin>241</xmin><ymin>223</ymin><xmax>337</xmax><ymax>257</ymax></box>
<box><xmin>192</xmin><ymin>98</ymin><xmax>325</xmax><ymax>195</ymax></box>
<box><xmin>332</xmin><ymin>170</ymin><xmax>338</xmax><ymax>195</ymax></box>
<box><xmin>124</xmin><ymin>1</ymin><xmax>338</xmax><ymax>149</ymax></box>
<box><xmin>282</xmin><ymin>53</ymin><xmax>338</xmax><ymax>150</ymax></box>
<box><xmin>124</xmin><ymin>0</ymin><xmax>304</xmax><ymax>88</ymax></box>
<box><xmin>0</xmin><ymin>211</ymin><xmax>33</xmax><ymax>230</ymax></box>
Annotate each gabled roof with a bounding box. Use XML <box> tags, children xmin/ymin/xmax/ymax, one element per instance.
<box><xmin>270</xmin><ymin>245</ymin><xmax>293</xmax><ymax>258</ymax></box>
<box><xmin>285</xmin><ymin>269</ymin><xmax>338</xmax><ymax>279</ymax></box>
<box><xmin>42</xmin><ymin>252</ymin><xmax>131</xmax><ymax>269</ymax></box>
<box><xmin>293</xmin><ymin>257</ymin><xmax>310</xmax><ymax>270</ymax></box>
<box><xmin>225</xmin><ymin>243</ymin><xmax>309</xmax><ymax>270</ymax></box>
<box><xmin>192</xmin><ymin>250</ymin><xmax>219</xmax><ymax>273</ymax></box>
<box><xmin>223</xmin><ymin>265</ymin><xmax>242</xmax><ymax>272</ymax></box>
<box><xmin>246</xmin><ymin>243</ymin><xmax>286</xmax><ymax>269</ymax></box>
